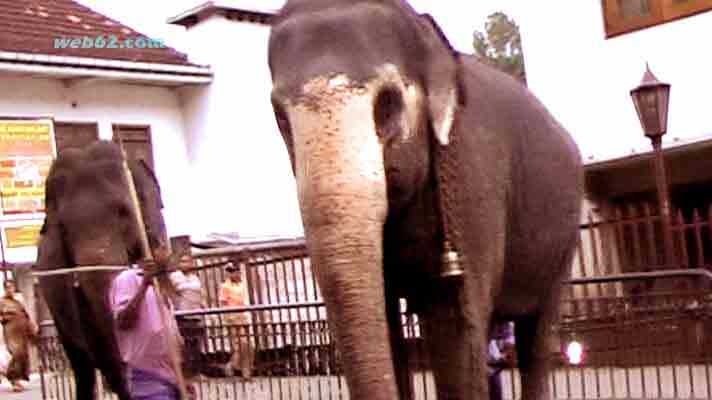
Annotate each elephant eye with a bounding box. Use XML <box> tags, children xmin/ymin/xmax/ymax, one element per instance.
<box><xmin>116</xmin><ymin>204</ymin><xmax>132</xmax><ymax>219</ymax></box>
<box><xmin>373</xmin><ymin>85</ymin><xmax>404</xmax><ymax>141</ymax></box>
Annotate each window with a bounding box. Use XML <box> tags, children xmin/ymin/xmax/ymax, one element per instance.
<box><xmin>620</xmin><ymin>0</ymin><xmax>652</xmax><ymax>17</ymax></box>
<box><xmin>53</xmin><ymin>122</ymin><xmax>99</xmax><ymax>154</ymax></box>
<box><xmin>602</xmin><ymin>0</ymin><xmax>712</xmax><ymax>38</ymax></box>
<box><xmin>112</xmin><ymin>124</ymin><xmax>154</xmax><ymax>170</ymax></box>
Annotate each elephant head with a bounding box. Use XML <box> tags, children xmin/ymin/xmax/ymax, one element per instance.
<box><xmin>36</xmin><ymin>140</ymin><xmax>167</xmax><ymax>400</ymax></box>
<box><xmin>41</xmin><ymin>141</ymin><xmax>167</xmax><ymax>266</ymax></box>
<box><xmin>269</xmin><ymin>1</ymin><xmax>462</xmax><ymax>397</ymax></box>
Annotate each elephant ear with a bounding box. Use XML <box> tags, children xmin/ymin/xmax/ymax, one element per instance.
<box><xmin>129</xmin><ymin>159</ymin><xmax>164</xmax><ymax>209</ymax></box>
<box><xmin>44</xmin><ymin>166</ymin><xmax>66</xmax><ymax>216</ymax></box>
<box><xmin>128</xmin><ymin>159</ymin><xmax>168</xmax><ymax>252</ymax></box>
<box><xmin>38</xmin><ymin>163</ymin><xmax>67</xmax><ymax>264</ymax></box>
<box><xmin>36</xmin><ymin>218</ymin><xmax>68</xmax><ymax>271</ymax></box>
<box><xmin>418</xmin><ymin>13</ymin><xmax>462</xmax><ymax>146</ymax></box>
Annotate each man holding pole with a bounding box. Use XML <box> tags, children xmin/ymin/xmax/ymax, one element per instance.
<box><xmin>110</xmin><ymin>247</ymin><xmax>184</xmax><ymax>400</ymax></box>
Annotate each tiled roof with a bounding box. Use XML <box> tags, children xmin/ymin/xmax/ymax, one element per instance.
<box><xmin>0</xmin><ymin>0</ymin><xmax>200</xmax><ymax>67</ymax></box>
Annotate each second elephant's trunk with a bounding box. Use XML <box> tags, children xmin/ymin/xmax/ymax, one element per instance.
<box><xmin>290</xmin><ymin>76</ymin><xmax>398</xmax><ymax>399</ymax></box>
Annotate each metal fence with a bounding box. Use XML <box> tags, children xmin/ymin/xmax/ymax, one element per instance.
<box><xmin>36</xmin><ymin>306</ymin><xmax>435</xmax><ymax>400</ymax></box>
<box><xmin>35</xmin><ymin>239</ymin><xmax>434</xmax><ymax>400</ymax></box>
<box><xmin>569</xmin><ymin>203</ymin><xmax>712</xmax><ymax>299</ymax></box>
<box><xmin>35</xmin><ymin>203</ymin><xmax>712</xmax><ymax>399</ymax></box>
<box><xmin>555</xmin><ymin>203</ymin><xmax>712</xmax><ymax>399</ymax></box>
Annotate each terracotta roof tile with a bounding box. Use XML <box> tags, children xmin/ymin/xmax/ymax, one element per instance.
<box><xmin>0</xmin><ymin>0</ymin><xmax>202</xmax><ymax>67</ymax></box>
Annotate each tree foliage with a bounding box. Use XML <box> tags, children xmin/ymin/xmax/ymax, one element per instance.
<box><xmin>473</xmin><ymin>11</ymin><xmax>526</xmax><ymax>84</ymax></box>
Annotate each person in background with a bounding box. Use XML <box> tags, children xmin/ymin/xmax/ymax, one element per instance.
<box><xmin>170</xmin><ymin>252</ymin><xmax>206</xmax><ymax>398</ymax></box>
<box><xmin>487</xmin><ymin>321</ymin><xmax>516</xmax><ymax>400</ymax></box>
<box><xmin>498</xmin><ymin>321</ymin><xmax>516</xmax><ymax>362</ymax></box>
<box><xmin>0</xmin><ymin>279</ymin><xmax>37</xmax><ymax>392</ymax></box>
<box><xmin>110</xmin><ymin>248</ymin><xmax>183</xmax><ymax>400</ymax></box>
<box><xmin>219</xmin><ymin>259</ymin><xmax>254</xmax><ymax>380</ymax></box>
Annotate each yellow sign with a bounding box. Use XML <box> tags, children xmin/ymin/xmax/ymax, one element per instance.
<box><xmin>0</xmin><ymin>121</ymin><xmax>53</xmax><ymax>156</ymax></box>
<box><xmin>4</xmin><ymin>224</ymin><xmax>42</xmax><ymax>248</ymax></box>
<box><xmin>0</xmin><ymin>119</ymin><xmax>55</xmax><ymax>215</ymax></box>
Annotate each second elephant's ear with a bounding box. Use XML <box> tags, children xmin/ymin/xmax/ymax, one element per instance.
<box><xmin>418</xmin><ymin>13</ymin><xmax>461</xmax><ymax>146</ymax></box>
<box><xmin>130</xmin><ymin>159</ymin><xmax>164</xmax><ymax>209</ymax></box>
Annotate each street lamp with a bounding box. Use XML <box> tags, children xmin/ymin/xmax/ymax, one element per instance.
<box><xmin>630</xmin><ymin>63</ymin><xmax>673</xmax><ymax>268</ymax></box>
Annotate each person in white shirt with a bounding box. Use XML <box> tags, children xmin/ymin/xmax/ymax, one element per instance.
<box><xmin>169</xmin><ymin>253</ymin><xmax>206</xmax><ymax>398</ymax></box>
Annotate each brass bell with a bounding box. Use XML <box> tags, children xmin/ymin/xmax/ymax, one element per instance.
<box><xmin>440</xmin><ymin>241</ymin><xmax>464</xmax><ymax>278</ymax></box>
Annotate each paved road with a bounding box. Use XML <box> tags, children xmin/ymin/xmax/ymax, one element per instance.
<box><xmin>1</xmin><ymin>373</ymin><xmax>42</xmax><ymax>400</ymax></box>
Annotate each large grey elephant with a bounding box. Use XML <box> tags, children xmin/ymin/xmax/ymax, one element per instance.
<box><xmin>35</xmin><ymin>141</ymin><xmax>169</xmax><ymax>400</ymax></box>
<box><xmin>268</xmin><ymin>1</ymin><xmax>583</xmax><ymax>399</ymax></box>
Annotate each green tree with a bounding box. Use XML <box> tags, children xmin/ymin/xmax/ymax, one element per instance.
<box><xmin>473</xmin><ymin>11</ymin><xmax>526</xmax><ymax>84</ymax></box>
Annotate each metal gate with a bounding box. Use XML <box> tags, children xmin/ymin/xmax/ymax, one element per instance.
<box><xmin>35</xmin><ymin>239</ymin><xmax>435</xmax><ymax>400</ymax></box>
<box><xmin>36</xmin><ymin>204</ymin><xmax>712</xmax><ymax>399</ymax></box>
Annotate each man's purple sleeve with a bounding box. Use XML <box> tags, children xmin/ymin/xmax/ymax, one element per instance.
<box><xmin>110</xmin><ymin>270</ymin><xmax>140</xmax><ymax>318</ymax></box>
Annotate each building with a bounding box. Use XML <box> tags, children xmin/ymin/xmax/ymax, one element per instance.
<box><xmin>168</xmin><ymin>0</ymin><xmax>303</xmax><ymax>242</ymax></box>
<box><xmin>514</xmin><ymin>2</ymin><xmax>712</xmax><ymax>289</ymax></box>
<box><xmin>0</xmin><ymin>0</ymin><xmax>214</xmax><ymax>260</ymax></box>
<box><xmin>516</xmin><ymin>1</ymin><xmax>712</xmax><ymax>212</ymax></box>
<box><xmin>0</xmin><ymin>0</ymin><xmax>216</xmax><ymax>327</ymax></box>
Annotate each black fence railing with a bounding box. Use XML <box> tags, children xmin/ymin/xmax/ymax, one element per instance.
<box><xmin>37</xmin><ymin>294</ymin><xmax>712</xmax><ymax>399</ymax></box>
<box><xmin>36</xmin><ymin>304</ymin><xmax>436</xmax><ymax>400</ymax></box>
<box><xmin>35</xmin><ymin>224</ymin><xmax>712</xmax><ymax>399</ymax></box>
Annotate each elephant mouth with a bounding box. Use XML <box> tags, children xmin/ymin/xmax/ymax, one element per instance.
<box><xmin>385</xmin><ymin>167</ymin><xmax>407</xmax><ymax>201</ymax></box>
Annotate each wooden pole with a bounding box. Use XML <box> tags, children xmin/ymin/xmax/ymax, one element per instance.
<box><xmin>116</xmin><ymin>140</ymin><xmax>188</xmax><ymax>400</ymax></box>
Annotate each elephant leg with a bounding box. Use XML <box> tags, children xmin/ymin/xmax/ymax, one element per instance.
<box><xmin>516</xmin><ymin>277</ymin><xmax>566</xmax><ymax>400</ymax></box>
<box><xmin>89</xmin><ymin>315</ymin><xmax>130</xmax><ymax>399</ymax></box>
<box><xmin>386</xmin><ymin>297</ymin><xmax>413</xmax><ymax>400</ymax></box>
<box><xmin>95</xmin><ymin>348</ymin><xmax>130</xmax><ymax>400</ymax></box>
<box><xmin>515</xmin><ymin>313</ymin><xmax>553</xmax><ymax>400</ymax></box>
<box><xmin>74</xmin><ymin>288</ymin><xmax>131</xmax><ymax>400</ymax></box>
<box><xmin>517</xmin><ymin>247</ymin><xmax>573</xmax><ymax>400</ymax></box>
<box><xmin>424</xmin><ymin>285</ymin><xmax>489</xmax><ymax>400</ymax></box>
<box><xmin>53</xmin><ymin>322</ymin><xmax>97</xmax><ymax>400</ymax></box>
<box><xmin>63</xmin><ymin>344</ymin><xmax>97</xmax><ymax>400</ymax></box>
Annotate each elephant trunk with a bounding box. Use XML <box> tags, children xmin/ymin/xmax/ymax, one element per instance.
<box><xmin>290</xmin><ymin>76</ymin><xmax>398</xmax><ymax>399</ymax></box>
<box><xmin>307</xmin><ymin>216</ymin><xmax>395</xmax><ymax>398</ymax></box>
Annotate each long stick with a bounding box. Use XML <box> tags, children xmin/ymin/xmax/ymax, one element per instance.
<box><xmin>32</xmin><ymin>265</ymin><xmax>128</xmax><ymax>277</ymax></box>
<box><xmin>117</xmin><ymin>140</ymin><xmax>188</xmax><ymax>400</ymax></box>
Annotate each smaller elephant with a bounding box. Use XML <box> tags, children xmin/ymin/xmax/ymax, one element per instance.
<box><xmin>36</xmin><ymin>140</ymin><xmax>169</xmax><ymax>400</ymax></box>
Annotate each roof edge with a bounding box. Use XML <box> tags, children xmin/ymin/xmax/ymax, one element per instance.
<box><xmin>585</xmin><ymin>135</ymin><xmax>712</xmax><ymax>172</ymax></box>
<box><xmin>0</xmin><ymin>60</ymin><xmax>213</xmax><ymax>85</ymax></box>
<box><xmin>167</xmin><ymin>1</ymin><xmax>277</xmax><ymax>28</ymax></box>
<box><xmin>0</xmin><ymin>51</ymin><xmax>211</xmax><ymax>76</ymax></box>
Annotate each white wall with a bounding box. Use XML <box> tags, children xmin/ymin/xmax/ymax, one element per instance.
<box><xmin>0</xmin><ymin>75</ymin><xmax>194</xmax><ymax>260</ymax></box>
<box><xmin>179</xmin><ymin>15</ymin><xmax>304</xmax><ymax>239</ymax></box>
<box><xmin>516</xmin><ymin>4</ymin><xmax>712</xmax><ymax>162</ymax></box>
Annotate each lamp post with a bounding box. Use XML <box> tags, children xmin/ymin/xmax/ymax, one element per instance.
<box><xmin>630</xmin><ymin>64</ymin><xmax>673</xmax><ymax>268</ymax></box>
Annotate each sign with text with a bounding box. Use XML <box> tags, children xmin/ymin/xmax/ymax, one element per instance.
<box><xmin>0</xmin><ymin>119</ymin><xmax>56</xmax><ymax>215</ymax></box>
<box><xmin>4</xmin><ymin>224</ymin><xmax>42</xmax><ymax>248</ymax></box>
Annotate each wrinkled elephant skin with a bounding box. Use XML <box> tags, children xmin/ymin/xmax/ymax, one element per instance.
<box><xmin>268</xmin><ymin>1</ymin><xmax>584</xmax><ymax>399</ymax></box>
<box><xmin>36</xmin><ymin>141</ymin><xmax>169</xmax><ymax>400</ymax></box>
